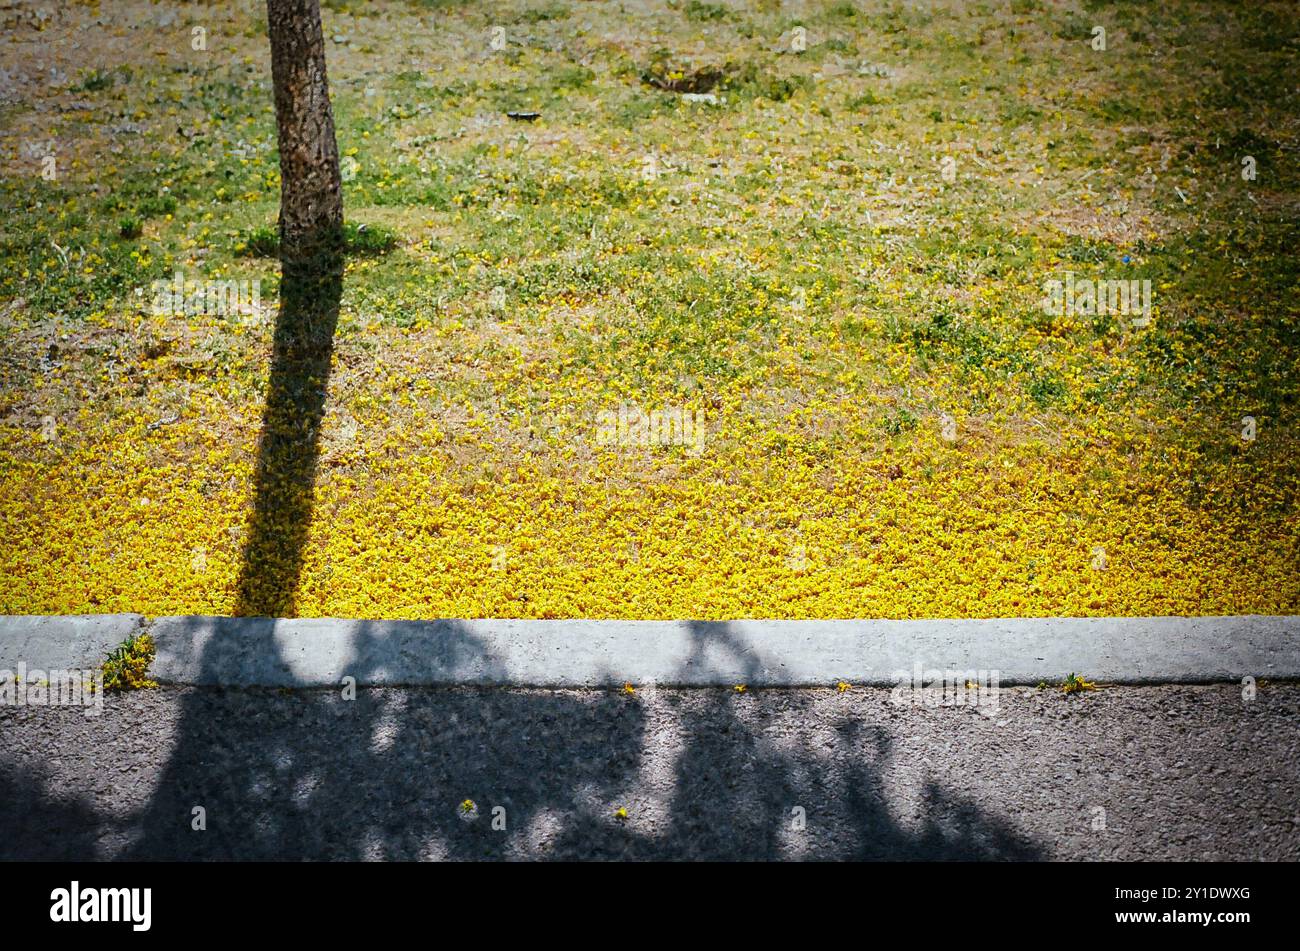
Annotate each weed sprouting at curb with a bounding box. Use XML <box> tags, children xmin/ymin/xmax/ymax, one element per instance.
<box><xmin>1035</xmin><ymin>674</ymin><xmax>1100</xmax><ymax>695</ymax></box>
<box><xmin>1061</xmin><ymin>672</ymin><xmax>1098</xmax><ymax>695</ymax></box>
<box><xmin>102</xmin><ymin>633</ymin><xmax>158</xmax><ymax>692</ymax></box>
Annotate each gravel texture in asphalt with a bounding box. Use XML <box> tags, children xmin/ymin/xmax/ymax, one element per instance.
<box><xmin>2</xmin><ymin>683</ymin><xmax>1297</xmax><ymax>860</ymax></box>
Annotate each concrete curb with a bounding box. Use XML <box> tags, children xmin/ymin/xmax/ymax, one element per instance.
<box><xmin>0</xmin><ymin>614</ymin><xmax>144</xmax><ymax>674</ymax></box>
<box><xmin>5</xmin><ymin>613</ymin><xmax>1297</xmax><ymax>687</ymax></box>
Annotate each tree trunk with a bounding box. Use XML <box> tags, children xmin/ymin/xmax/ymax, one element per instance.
<box><xmin>266</xmin><ymin>0</ymin><xmax>342</xmax><ymax>269</ymax></box>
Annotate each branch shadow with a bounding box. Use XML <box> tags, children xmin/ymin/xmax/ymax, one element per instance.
<box><xmin>2</xmin><ymin>619</ymin><xmax>1041</xmax><ymax>861</ymax></box>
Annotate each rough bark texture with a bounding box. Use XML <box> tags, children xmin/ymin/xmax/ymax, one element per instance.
<box><xmin>266</xmin><ymin>0</ymin><xmax>342</xmax><ymax>268</ymax></box>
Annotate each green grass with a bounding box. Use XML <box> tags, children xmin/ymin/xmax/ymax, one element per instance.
<box><xmin>235</xmin><ymin>221</ymin><xmax>400</xmax><ymax>258</ymax></box>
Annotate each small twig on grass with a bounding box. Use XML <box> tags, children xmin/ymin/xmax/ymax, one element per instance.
<box><xmin>146</xmin><ymin>413</ymin><xmax>180</xmax><ymax>432</ymax></box>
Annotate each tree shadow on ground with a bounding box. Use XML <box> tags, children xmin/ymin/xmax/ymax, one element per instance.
<box><xmin>0</xmin><ymin>618</ymin><xmax>1042</xmax><ymax>861</ymax></box>
<box><xmin>232</xmin><ymin>244</ymin><xmax>343</xmax><ymax>618</ymax></box>
<box><xmin>0</xmin><ymin>757</ymin><xmax>106</xmax><ymax>861</ymax></box>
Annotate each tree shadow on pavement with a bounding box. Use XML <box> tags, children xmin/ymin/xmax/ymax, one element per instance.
<box><xmin>0</xmin><ymin>758</ymin><xmax>106</xmax><ymax>861</ymax></box>
<box><xmin>18</xmin><ymin>619</ymin><xmax>1043</xmax><ymax>861</ymax></box>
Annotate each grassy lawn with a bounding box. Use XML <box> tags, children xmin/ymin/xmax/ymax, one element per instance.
<box><xmin>1</xmin><ymin>0</ymin><xmax>1297</xmax><ymax>619</ymax></box>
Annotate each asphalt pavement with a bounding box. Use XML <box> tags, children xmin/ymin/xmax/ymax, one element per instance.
<box><xmin>3</xmin><ymin>682</ymin><xmax>1297</xmax><ymax>860</ymax></box>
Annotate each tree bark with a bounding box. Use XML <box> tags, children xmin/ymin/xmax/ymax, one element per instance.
<box><xmin>266</xmin><ymin>0</ymin><xmax>342</xmax><ymax>269</ymax></box>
